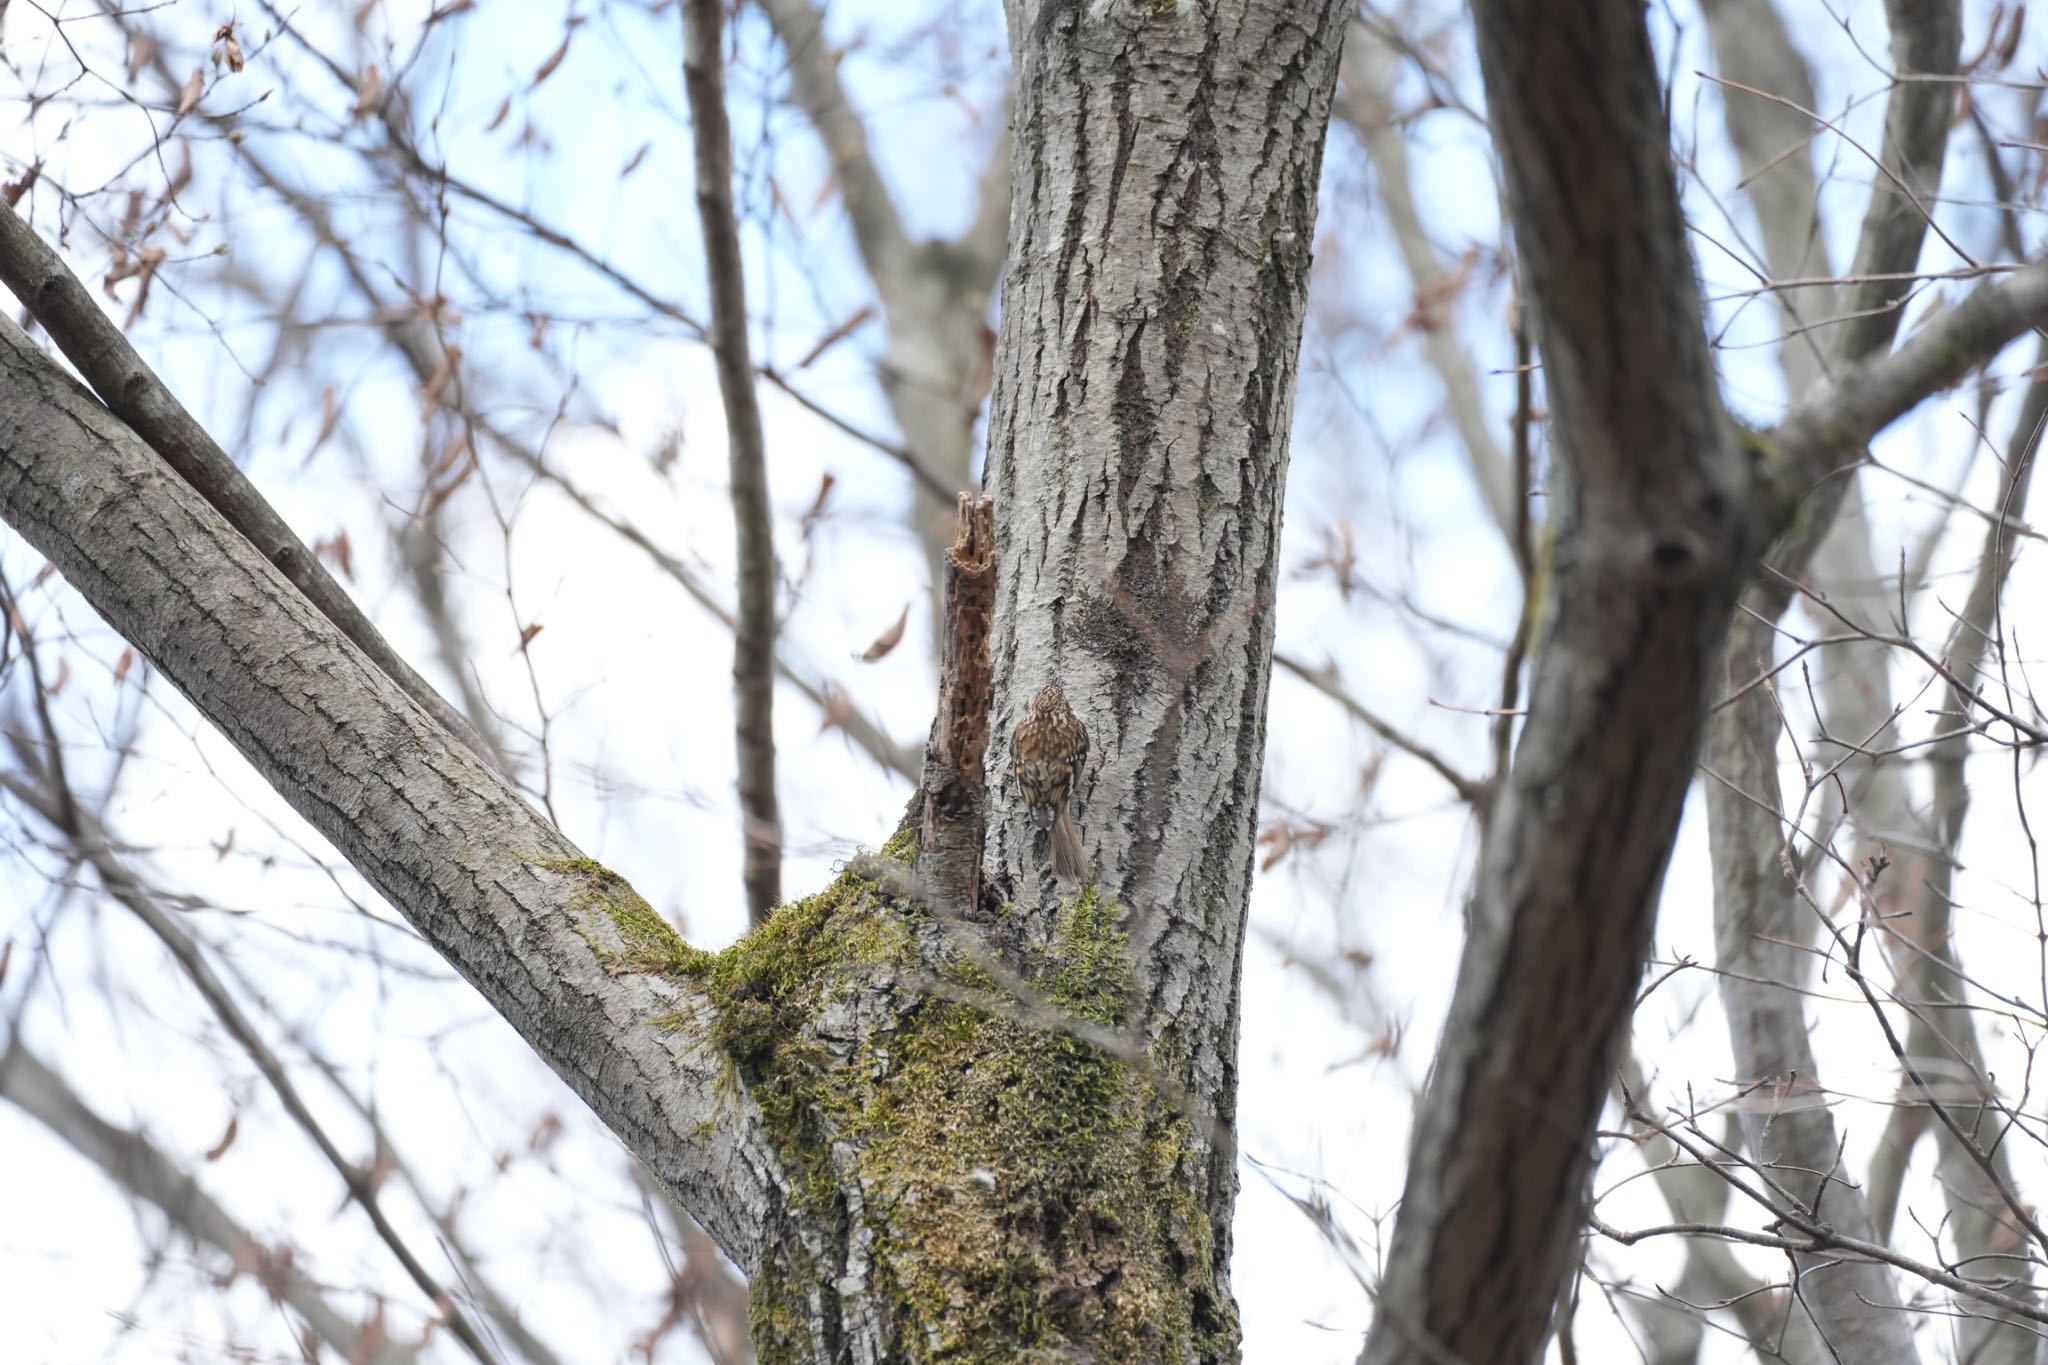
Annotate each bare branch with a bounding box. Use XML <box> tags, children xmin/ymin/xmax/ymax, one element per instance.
<box><xmin>0</xmin><ymin>314</ymin><xmax>759</xmax><ymax>1263</ymax></box>
<box><xmin>1272</xmin><ymin>652</ymin><xmax>1487</xmax><ymax>808</ymax></box>
<box><xmin>0</xmin><ymin>1037</ymin><xmax>421</xmax><ymax>1365</ymax></box>
<box><xmin>1698</xmin><ymin>0</ymin><xmax>1833</xmax><ymax>397</ymax></box>
<box><xmin>1830</xmin><ymin>0</ymin><xmax>1963</xmax><ymax>370</ymax></box>
<box><xmin>1772</xmin><ymin>255</ymin><xmax>2048</xmax><ymax>508</ymax></box>
<box><xmin>1335</xmin><ymin>20</ymin><xmax>1516</xmax><ymax>542</ymax></box>
<box><xmin>686</xmin><ymin>0</ymin><xmax>783</xmax><ymax>925</ymax></box>
<box><xmin>756</xmin><ymin>0</ymin><xmax>913</xmax><ymax>287</ymax></box>
<box><xmin>1</xmin><ymin>770</ymin><xmax>499</xmax><ymax>1365</ymax></box>
<box><xmin>0</xmin><ymin>197</ymin><xmax>501</xmax><ymax>776</ymax></box>
<box><xmin>1360</xmin><ymin>2</ymin><xmax>1761</xmax><ymax>1356</ymax></box>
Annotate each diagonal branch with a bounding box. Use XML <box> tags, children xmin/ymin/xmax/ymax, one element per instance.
<box><xmin>0</xmin><ymin>313</ymin><xmax>762</xmax><ymax>1266</ymax></box>
<box><xmin>1771</xmin><ymin>254</ymin><xmax>2048</xmax><ymax>506</ymax></box>
<box><xmin>0</xmin><ymin>1036</ymin><xmax>421</xmax><ymax>1365</ymax></box>
<box><xmin>1360</xmin><ymin>5</ymin><xmax>1759</xmax><ymax>1357</ymax></box>
<box><xmin>0</xmin><ymin>198</ymin><xmax>501</xmax><ymax>777</ymax></box>
<box><xmin>757</xmin><ymin>0</ymin><xmax>914</xmax><ymax>288</ymax></box>
<box><xmin>1335</xmin><ymin>20</ymin><xmax>1516</xmax><ymax>542</ymax></box>
<box><xmin>0</xmin><ymin>769</ymin><xmax>499</xmax><ymax>1365</ymax></box>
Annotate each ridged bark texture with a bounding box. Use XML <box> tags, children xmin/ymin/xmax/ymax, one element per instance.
<box><xmin>986</xmin><ymin>0</ymin><xmax>1348</xmax><ymax>1310</ymax></box>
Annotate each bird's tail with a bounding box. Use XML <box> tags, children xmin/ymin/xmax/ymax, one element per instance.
<box><xmin>1050</xmin><ymin>803</ymin><xmax>1088</xmax><ymax>886</ymax></box>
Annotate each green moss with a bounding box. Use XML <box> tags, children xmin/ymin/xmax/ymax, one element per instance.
<box><xmin>695</xmin><ymin>855</ymin><xmax>1217</xmax><ymax>1361</ymax></box>
<box><xmin>528</xmin><ymin>854</ymin><xmax>711</xmax><ymax>976</ymax></box>
<box><xmin>1049</xmin><ymin>886</ymin><xmax>1132</xmax><ymax>1023</ymax></box>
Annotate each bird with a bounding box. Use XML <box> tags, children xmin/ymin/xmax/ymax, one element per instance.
<box><xmin>1012</xmin><ymin>679</ymin><xmax>1089</xmax><ymax>885</ymax></box>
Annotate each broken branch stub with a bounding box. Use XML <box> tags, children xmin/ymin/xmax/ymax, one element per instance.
<box><xmin>917</xmin><ymin>494</ymin><xmax>996</xmax><ymax>914</ymax></box>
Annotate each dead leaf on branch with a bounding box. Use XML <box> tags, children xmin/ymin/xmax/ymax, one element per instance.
<box><xmin>3</xmin><ymin>162</ymin><xmax>41</xmax><ymax>207</ymax></box>
<box><xmin>418</xmin><ymin>343</ymin><xmax>463</xmax><ymax>410</ymax></box>
<box><xmin>312</xmin><ymin>386</ymin><xmax>341</xmax><ymax>453</ymax></box>
<box><xmin>175</xmin><ymin>67</ymin><xmax>203</xmax><ymax>117</ymax></box>
<box><xmin>212</xmin><ymin>23</ymin><xmax>244</xmax><ymax>74</ymax></box>
<box><xmin>1296</xmin><ymin>522</ymin><xmax>1359</xmax><ymax>601</ymax></box>
<box><xmin>313</xmin><ymin>530</ymin><xmax>354</xmax><ymax>581</ymax></box>
<box><xmin>204</xmin><ymin>1114</ymin><xmax>239</xmax><ymax>1161</ymax></box>
<box><xmin>104</xmin><ymin>242</ymin><xmax>167</xmax><ymax>326</ymax></box>
<box><xmin>1256</xmin><ymin>818</ymin><xmax>1334</xmax><ymax>872</ymax></box>
<box><xmin>125</xmin><ymin>35</ymin><xmax>157</xmax><ymax>85</ymax></box>
<box><xmin>858</xmin><ymin>604</ymin><xmax>910</xmax><ymax>663</ymax></box>
<box><xmin>532</xmin><ymin>20</ymin><xmax>586</xmax><ymax>89</ymax></box>
<box><xmin>352</xmin><ymin>65</ymin><xmax>385</xmax><ymax>120</ymax></box>
<box><xmin>818</xmin><ymin>684</ymin><xmax>855</xmax><ymax>735</ymax></box>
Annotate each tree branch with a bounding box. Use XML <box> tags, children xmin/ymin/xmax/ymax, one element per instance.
<box><xmin>0</xmin><ymin>769</ymin><xmax>499</xmax><ymax>1365</ymax></box>
<box><xmin>686</xmin><ymin>0</ymin><xmax>784</xmax><ymax>925</ymax></box>
<box><xmin>1360</xmin><ymin>3</ymin><xmax>1776</xmax><ymax>1359</ymax></box>
<box><xmin>0</xmin><ymin>314</ymin><xmax>762</xmax><ymax>1265</ymax></box>
<box><xmin>757</xmin><ymin>0</ymin><xmax>914</xmax><ymax>288</ymax></box>
<box><xmin>0</xmin><ymin>1036</ymin><xmax>422</xmax><ymax>1365</ymax></box>
<box><xmin>0</xmin><ymin>197</ymin><xmax>501</xmax><ymax>777</ymax></box>
<box><xmin>1335</xmin><ymin>20</ymin><xmax>1516</xmax><ymax>543</ymax></box>
<box><xmin>1771</xmin><ymin>254</ymin><xmax>2048</xmax><ymax>508</ymax></box>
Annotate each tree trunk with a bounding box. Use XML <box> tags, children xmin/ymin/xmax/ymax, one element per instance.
<box><xmin>738</xmin><ymin>2</ymin><xmax>1348</xmax><ymax>1356</ymax></box>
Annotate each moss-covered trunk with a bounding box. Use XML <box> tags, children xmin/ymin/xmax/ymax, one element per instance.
<box><xmin>721</xmin><ymin>2</ymin><xmax>1349</xmax><ymax>1359</ymax></box>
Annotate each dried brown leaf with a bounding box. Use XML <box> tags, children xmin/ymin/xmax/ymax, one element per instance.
<box><xmin>485</xmin><ymin>94</ymin><xmax>513</xmax><ymax>133</ymax></box>
<box><xmin>113</xmin><ymin>648</ymin><xmax>135</xmax><ymax>684</ymax></box>
<box><xmin>213</xmin><ymin>23</ymin><xmax>245</xmax><ymax>74</ymax></box>
<box><xmin>314</xmin><ymin>531</ymin><xmax>354</xmax><ymax>582</ymax></box>
<box><xmin>204</xmin><ymin>1115</ymin><xmax>239</xmax><ymax>1161</ymax></box>
<box><xmin>531</xmin><ymin>31</ymin><xmax>572</xmax><ymax>88</ymax></box>
<box><xmin>517</xmin><ymin>622</ymin><xmax>545</xmax><ymax>650</ymax></box>
<box><xmin>3</xmin><ymin>163</ymin><xmax>41</xmax><ymax>207</ymax></box>
<box><xmin>312</xmin><ymin>386</ymin><xmax>341</xmax><ymax>452</ymax></box>
<box><xmin>126</xmin><ymin>35</ymin><xmax>158</xmax><ymax>85</ymax></box>
<box><xmin>418</xmin><ymin>343</ymin><xmax>464</xmax><ymax>409</ymax></box>
<box><xmin>858</xmin><ymin>603</ymin><xmax>910</xmax><ymax>663</ymax></box>
<box><xmin>175</xmin><ymin>67</ymin><xmax>203</xmax><ymax>117</ymax></box>
<box><xmin>352</xmin><ymin>65</ymin><xmax>385</xmax><ymax>120</ymax></box>
<box><xmin>1256</xmin><ymin>822</ymin><xmax>1291</xmax><ymax>872</ymax></box>
<box><xmin>818</xmin><ymin>684</ymin><xmax>854</xmax><ymax>735</ymax></box>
